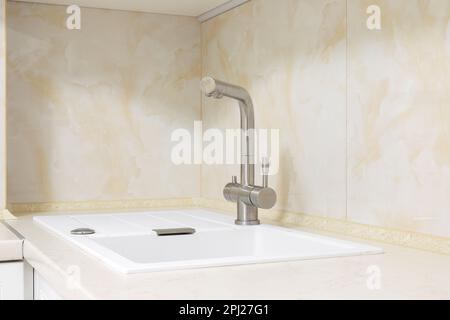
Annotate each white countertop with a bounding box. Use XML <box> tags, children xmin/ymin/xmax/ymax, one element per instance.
<box><xmin>6</xmin><ymin>212</ymin><xmax>450</xmax><ymax>300</ymax></box>
<box><xmin>0</xmin><ymin>221</ymin><xmax>23</xmax><ymax>262</ymax></box>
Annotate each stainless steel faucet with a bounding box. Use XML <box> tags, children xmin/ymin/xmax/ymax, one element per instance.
<box><xmin>200</xmin><ymin>77</ymin><xmax>277</xmax><ymax>225</ymax></box>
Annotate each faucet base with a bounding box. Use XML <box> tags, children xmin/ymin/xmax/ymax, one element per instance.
<box><xmin>235</xmin><ymin>219</ymin><xmax>261</xmax><ymax>226</ymax></box>
<box><xmin>235</xmin><ymin>201</ymin><xmax>259</xmax><ymax>226</ymax></box>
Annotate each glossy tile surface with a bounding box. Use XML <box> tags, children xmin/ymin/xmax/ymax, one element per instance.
<box><xmin>7</xmin><ymin>2</ymin><xmax>201</xmax><ymax>203</ymax></box>
<box><xmin>202</xmin><ymin>0</ymin><xmax>450</xmax><ymax>238</ymax></box>
<box><xmin>201</xmin><ymin>0</ymin><xmax>347</xmax><ymax>219</ymax></box>
<box><xmin>6</xmin><ymin>0</ymin><xmax>450</xmax><ymax>241</ymax></box>
<box><xmin>348</xmin><ymin>0</ymin><xmax>450</xmax><ymax>237</ymax></box>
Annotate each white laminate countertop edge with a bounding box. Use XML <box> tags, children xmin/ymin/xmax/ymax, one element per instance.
<box><xmin>5</xmin><ymin>210</ymin><xmax>450</xmax><ymax>300</ymax></box>
<box><xmin>0</xmin><ymin>221</ymin><xmax>23</xmax><ymax>262</ymax></box>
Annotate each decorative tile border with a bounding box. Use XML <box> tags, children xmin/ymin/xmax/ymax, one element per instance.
<box><xmin>7</xmin><ymin>198</ymin><xmax>195</xmax><ymax>215</ymax></box>
<box><xmin>5</xmin><ymin>197</ymin><xmax>450</xmax><ymax>255</ymax></box>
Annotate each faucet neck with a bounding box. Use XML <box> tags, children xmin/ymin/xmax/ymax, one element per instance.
<box><xmin>239</xmin><ymin>100</ymin><xmax>255</xmax><ymax>187</ymax></box>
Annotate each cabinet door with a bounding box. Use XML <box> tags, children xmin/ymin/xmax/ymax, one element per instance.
<box><xmin>0</xmin><ymin>262</ymin><xmax>24</xmax><ymax>300</ymax></box>
<box><xmin>34</xmin><ymin>272</ymin><xmax>62</xmax><ymax>300</ymax></box>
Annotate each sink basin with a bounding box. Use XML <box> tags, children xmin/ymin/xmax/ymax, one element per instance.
<box><xmin>34</xmin><ymin>209</ymin><xmax>383</xmax><ymax>274</ymax></box>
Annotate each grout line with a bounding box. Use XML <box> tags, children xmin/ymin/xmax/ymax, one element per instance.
<box><xmin>199</xmin><ymin>22</ymin><xmax>204</xmax><ymax>200</ymax></box>
<box><xmin>2</xmin><ymin>0</ymin><xmax>6</xmax><ymax>212</ymax></box>
<box><xmin>345</xmin><ymin>0</ymin><xmax>350</xmax><ymax>221</ymax></box>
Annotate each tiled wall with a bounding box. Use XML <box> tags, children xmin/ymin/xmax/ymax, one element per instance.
<box><xmin>5</xmin><ymin>0</ymin><xmax>450</xmax><ymax>239</ymax></box>
<box><xmin>6</xmin><ymin>2</ymin><xmax>201</xmax><ymax>203</ymax></box>
<box><xmin>202</xmin><ymin>0</ymin><xmax>348</xmax><ymax>218</ymax></box>
<box><xmin>348</xmin><ymin>0</ymin><xmax>450</xmax><ymax>237</ymax></box>
<box><xmin>202</xmin><ymin>0</ymin><xmax>450</xmax><ymax>238</ymax></box>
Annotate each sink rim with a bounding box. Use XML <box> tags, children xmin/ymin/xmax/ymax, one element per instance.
<box><xmin>33</xmin><ymin>209</ymin><xmax>384</xmax><ymax>274</ymax></box>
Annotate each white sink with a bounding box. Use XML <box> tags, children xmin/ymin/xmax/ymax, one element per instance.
<box><xmin>34</xmin><ymin>209</ymin><xmax>383</xmax><ymax>274</ymax></box>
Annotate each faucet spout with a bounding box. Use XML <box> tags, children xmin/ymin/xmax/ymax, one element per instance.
<box><xmin>201</xmin><ymin>77</ymin><xmax>255</xmax><ymax>185</ymax></box>
<box><xmin>200</xmin><ymin>77</ymin><xmax>255</xmax><ymax>130</ymax></box>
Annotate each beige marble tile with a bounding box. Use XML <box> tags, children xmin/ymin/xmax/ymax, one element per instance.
<box><xmin>348</xmin><ymin>0</ymin><xmax>450</xmax><ymax>237</ymax></box>
<box><xmin>7</xmin><ymin>2</ymin><xmax>201</xmax><ymax>203</ymax></box>
<box><xmin>201</xmin><ymin>0</ymin><xmax>348</xmax><ymax>218</ymax></box>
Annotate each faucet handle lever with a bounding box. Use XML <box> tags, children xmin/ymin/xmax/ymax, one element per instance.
<box><xmin>261</xmin><ymin>158</ymin><xmax>270</xmax><ymax>188</ymax></box>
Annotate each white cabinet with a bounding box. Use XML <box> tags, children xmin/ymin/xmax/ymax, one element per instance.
<box><xmin>34</xmin><ymin>272</ymin><xmax>62</xmax><ymax>300</ymax></box>
<box><xmin>0</xmin><ymin>262</ymin><xmax>26</xmax><ymax>300</ymax></box>
<box><xmin>0</xmin><ymin>262</ymin><xmax>63</xmax><ymax>300</ymax></box>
